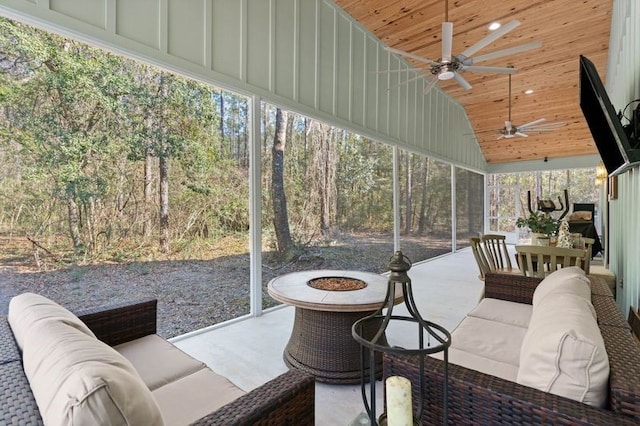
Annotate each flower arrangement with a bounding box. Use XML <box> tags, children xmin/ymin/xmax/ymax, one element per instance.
<box><xmin>516</xmin><ymin>211</ymin><xmax>559</xmax><ymax>235</ymax></box>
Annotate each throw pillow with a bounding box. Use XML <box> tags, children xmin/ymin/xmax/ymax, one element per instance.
<box><xmin>8</xmin><ymin>292</ymin><xmax>96</xmax><ymax>351</ymax></box>
<box><xmin>517</xmin><ymin>293</ymin><xmax>609</xmax><ymax>407</ymax></box>
<box><xmin>531</xmin><ymin>267</ymin><xmax>591</xmax><ymax>309</ymax></box>
<box><xmin>22</xmin><ymin>319</ymin><xmax>165</xmax><ymax>426</ymax></box>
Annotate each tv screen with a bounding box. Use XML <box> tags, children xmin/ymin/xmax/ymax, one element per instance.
<box><xmin>579</xmin><ymin>55</ymin><xmax>640</xmax><ymax>175</ymax></box>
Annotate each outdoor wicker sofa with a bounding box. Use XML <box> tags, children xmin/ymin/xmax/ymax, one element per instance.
<box><xmin>1</xmin><ymin>296</ymin><xmax>315</xmax><ymax>425</ymax></box>
<box><xmin>384</xmin><ymin>272</ymin><xmax>640</xmax><ymax>425</ymax></box>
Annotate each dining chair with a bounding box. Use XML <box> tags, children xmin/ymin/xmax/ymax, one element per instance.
<box><xmin>581</xmin><ymin>237</ymin><xmax>595</xmax><ymax>274</ymax></box>
<box><xmin>470</xmin><ymin>237</ymin><xmax>491</xmax><ymax>280</ymax></box>
<box><xmin>515</xmin><ymin>245</ymin><xmax>589</xmax><ymax>278</ymax></box>
<box><xmin>481</xmin><ymin>234</ymin><xmax>514</xmax><ymax>272</ymax></box>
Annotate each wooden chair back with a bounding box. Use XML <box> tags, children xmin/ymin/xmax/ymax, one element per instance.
<box><xmin>470</xmin><ymin>237</ymin><xmax>491</xmax><ymax>280</ymax></box>
<box><xmin>629</xmin><ymin>306</ymin><xmax>640</xmax><ymax>341</ymax></box>
<box><xmin>581</xmin><ymin>237</ymin><xmax>595</xmax><ymax>274</ymax></box>
<box><xmin>515</xmin><ymin>245</ymin><xmax>589</xmax><ymax>278</ymax></box>
<box><xmin>481</xmin><ymin>234</ymin><xmax>514</xmax><ymax>272</ymax></box>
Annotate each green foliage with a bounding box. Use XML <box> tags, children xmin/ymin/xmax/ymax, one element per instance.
<box><xmin>516</xmin><ymin>211</ymin><xmax>559</xmax><ymax>235</ymax></box>
<box><xmin>0</xmin><ymin>15</ymin><xmax>587</xmax><ymax>266</ymax></box>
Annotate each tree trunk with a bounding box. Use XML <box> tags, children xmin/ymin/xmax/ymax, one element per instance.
<box><xmin>262</xmin><ymin>105</ymin><xmax>269</xmax><ymax>154</ymax></box>
<box><xmin>271</xmin><ymin>108</ymin><xmax>293</xmax><ymax>254</ymax></box>
<box><xmin>319</xmin><ymin>128</ymin><xmax>330</xmax><ymax>235</ymax></box>
<box><xmin>314</xmin><ymin>124</ymin><xmax>336</xmax><ymax>237</ymax></box>
<box><xmin>219</xmin><ymin>92</ymin><xmax>225</xmax><ymax>155</ymax></box>
<box><xmin>159</xmin><ymin>155</ymin><xmax>170</xmax><ymax>253</ymax></box>
<box><xmin>86</xmin><ymin>197</ymin><xmax>96</xmax><ymax>252</ymax></box>
<box><xmin>418</xmin><ymin>159</ymin><xmax>430</xmax><ymax>234</ymax></box>
<box><xmin>66</xmin><ymin>191</ymin><xmax>83</xmax><ymax>251</ymax></box>
<box><xmin>143</xmin><ymin>154</ymin><xmax>153</xmax><ymax>237</ymax></box>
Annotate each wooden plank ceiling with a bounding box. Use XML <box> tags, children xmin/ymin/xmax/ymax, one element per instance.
<box><xmin>334</xmin><ymin>0</ymin><xmax>612</xmax><ymax>165</ymax></box>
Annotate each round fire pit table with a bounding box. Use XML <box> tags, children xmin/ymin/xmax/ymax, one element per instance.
<box><xmin>267</xmin><ymin>270</ymin><xmax>403</xmax><ymax>384</ymax></box>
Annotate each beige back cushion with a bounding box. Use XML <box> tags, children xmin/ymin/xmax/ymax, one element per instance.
<box><xmin>531</xmin><ymin>267</ymin><xmax>591</xmax><ymax>308</ymax></box>
<box><xmin>8</xmin><ymin>292</ymin><xmax>96</xmax><ymax>350</ymax></box>
<box><xmin>10</xmin><ymin>294</ymin><xmax>165</xmax><ymax>426</ymax></box>
<box><xmin>569</xmin><ymin>211</ymin><xmax>592</xmax><ymax>221</ymax></box>
<box><xmin>518</xmin><ymin>293</ymin><xmax>609</xmax><ymax>407</ymax></box>
<box><xmin>467</xmin><ymin>298</ymin><xmax>533</xmax><ymax>328</ymax></box>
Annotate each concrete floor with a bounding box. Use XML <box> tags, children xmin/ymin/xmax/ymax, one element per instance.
<box><xmin>171</xmin><ymin>248</ymin><xmax>484</xmax><ymax>425</ymax></box>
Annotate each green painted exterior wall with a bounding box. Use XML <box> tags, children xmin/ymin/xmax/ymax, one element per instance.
<box><xmin>606</xmin><ymin>0</ymin><xmax>640</xmax><ymax>316</ymax></box>
<box><xmin>0</xmin><ymin>0</ymin><xmax>486</xmax><ymax>172</ymax></box>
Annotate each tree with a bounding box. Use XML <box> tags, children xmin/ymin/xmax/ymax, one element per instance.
<box><xmin>125</xmin><ymin>72</ymin><xmax>220</xmax><ymax>253</ymax></box>
<box><xmin>404</xmin><ymin>152</ymin><xmax>413</xmax><ymax>235</ymax></box>
<box><xmin>310</xmin><ymin>122</ymin><xmax>337</xmax><ymax>236</ymax></box>
<box><xmin>0</xmin><ymin>19</ymin><xmax>130</xmax><ymax>254</ymax></box>
<box><xmin>417</xmin><ymin>158</ymin><xmax>430</xmax><ymax>234</ymax></box>
<box><xmin>271</xmin><ymin>108</ymin><xmax>293</xmax><ymax>253</ymax></box>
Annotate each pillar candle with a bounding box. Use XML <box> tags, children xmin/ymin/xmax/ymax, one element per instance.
<box><xmin>386</xmin><ymin>376</ymin><xmax>412</xmax><ymax>425</ymax></box>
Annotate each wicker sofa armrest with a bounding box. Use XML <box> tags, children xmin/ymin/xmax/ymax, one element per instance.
<box><xmin>75</xmin><ymin>298</ymin><xmax>157</xmax><ymax>346</ymax></box>
<box><xmin>0</xmin><ymin>360</ymin><xmax>44</xmax><ymax>425</ymax></box>
<box><xmin>384</xmin><ymin>354</ymin><xmax>638</xmax><ymax>425</ymax></box>
<box><xmin>190</xmin><ymin>369</ymin><xmax>315</xmax><ymax>425</ymax></box>
<box><xmin>484</xmin><ymin>272</ymin><xmax>542</xmax><ymax>304</ymax></box>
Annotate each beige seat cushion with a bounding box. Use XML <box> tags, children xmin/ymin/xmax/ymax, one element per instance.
<box><xmin>115</xmin><ymin>334</ymin><xmax>207</xmax><ymax>391</ymax></box>
<box><xmin>449</xmin><ymin>316</ymin><xmax>527</xmax><ymax>367</ymax></box>
<box><xmin>518</xmin><ymin>293</ymin><xmax>609</xmax><ymax>407</ymax></box>
<box><xmin>8</xmin><ymin>292</ymin><xmax>96</xmax><ymax>350</ymax></box>
<box><xmin>431</xmin><ymin>347</ymin><xmax>519</xmax><ymax>382</ymax></box>
<box><xmin>152</xmin><ymin>368</ymin><xmax>246</xmax><ymax>426</ymax></box>
<box><xmin>531</xmin><ymin>267</ymin><xmax>591</xmax><ymax>308</ymax></box>
<box><xmin>468</xmin><ymin>298</ymin><xmax>532</xmax><ymax>328</ymax></box>
<box><xmin>22</xmin><ymin>318</ymin><xmax>164</xmax><ymax>425</ymax></box>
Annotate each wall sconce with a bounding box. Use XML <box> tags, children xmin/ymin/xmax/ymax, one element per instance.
<box><xmin>352</xmin><ymin>251</ymin><xmax>450</xmax><ymax>425</ymax></box>
<box><xmin>595</xmin><ymin>162</ymin><xmax>607</xmax><ymax>187</ymax></box>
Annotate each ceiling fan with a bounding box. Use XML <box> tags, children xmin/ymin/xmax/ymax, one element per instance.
<box><xmin>489</xmin><ymin>73</ymin><xmax>565</xmax><ymax>139</ymax></box>
<box><xmin>385</xmin><ymin>0</ymin><xmax>542</xmax><ymax>93</ymax></box>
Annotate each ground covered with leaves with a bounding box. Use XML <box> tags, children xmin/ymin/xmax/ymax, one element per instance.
<box><xmin>0</xmin><ymin>233</ymin><xmax>453</xmax><ymax>338</ymax></box>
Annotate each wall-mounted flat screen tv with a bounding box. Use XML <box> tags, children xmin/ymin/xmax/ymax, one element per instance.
<box><xmin>579</xmin><ymin>55</ymin><xmax>640</xmax><ymax>176</ymax></box>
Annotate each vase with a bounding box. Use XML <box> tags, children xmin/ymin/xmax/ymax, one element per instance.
<box><xmin>531</xmin><ymin>232</ymin><xmax>545</xmax><ymax>245</ymax></box>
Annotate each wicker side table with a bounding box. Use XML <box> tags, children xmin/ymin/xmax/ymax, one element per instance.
<box><xmin>268</xmin><ymin>270</ymin><xmax>403</xmax><ymax>384</ymax></box>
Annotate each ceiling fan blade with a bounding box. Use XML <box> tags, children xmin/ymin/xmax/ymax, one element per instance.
<box><xmin>525</xmin><ymin>121</ymin><xmax>566</xmax><ymax>129</ymax></box>
<box><xmin>522</xmin><ymin>126</ymin><xmax>564</xmax><ymax>132</ymax></box>
<box><xmin>459</xmin><ymin>19</ymin><xmax>521</xmax><ymax>58</ymax></box>
<box><xmin>442</xmin><ymin>22</ymin><xmax>454</xmax><ymax>62</ymax></box>
<box><xmin>518</xmin><ymin>118</ymin><xmax>547</xmax><ymax>128</ymax></box>
<box><xmin>386</xmin><ymin>72</ymin><xmax>426</xmax><ymax>91</ymax></box>
<box><xmin>474</xmin><ymin>128</ymin><xmax>502</xmax><ymax>134</ymax></box>
<box><xmin>423</xmin><ymin>76</ymin><xmax>439</xmax><ymax>94</ymax></box>
<box><xmin>471</xmin><ymin>41</ymin><xmax>543</xmax><ymax>64</ymax></box>
<box><xmin>463</xmin><ymin>65</ymin><xmax>518</xmax><ymax>74</ymax></box>
<box><xmin>386</xmin><ymin>47</ymin><xmax>439</xmax><ymax>65</ymax></box>
<box><xmin>515</xmin><ymin>132</ymin><xmax>529</xmax><ymax>138</ymax></box>
<box><xmin>453</xmin><ymin>73</ymin><xmax>472</xmax><ymax>90</ymax></box>
<box><xmin>373</xmin><ymin>67</ymin><xmax>430</xmax><ymax>74</ymax></box>
<box><xmin>522</xmin><ymin>128</ymin><xmax>559</xmax><ymax>133</ymax></box>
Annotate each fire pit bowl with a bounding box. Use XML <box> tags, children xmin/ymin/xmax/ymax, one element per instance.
<box><xmin>307</xmin><ymin>277</ymin><xmax>367</xmax><ymax>291</ymax></box>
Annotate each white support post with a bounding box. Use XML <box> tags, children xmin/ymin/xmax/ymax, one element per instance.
<box><xmin>249</xmin><ymin>95</ymin><xmax>263</xmax><ymax>316</ymax></box>
<box><xmin>393</xmin><ymin>146</ymin><xmax>400</xmax><ymax>251</ymax></box>
<box><xmin>451</xmin><ymin>165</ymin><xmax>457</xmax><ymax>252</ymax></box>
